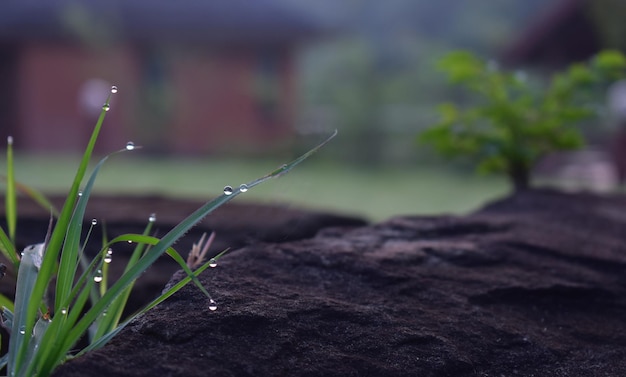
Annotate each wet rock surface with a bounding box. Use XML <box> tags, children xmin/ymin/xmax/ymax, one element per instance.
<box><xmin>9</xmin><ymin>190</ymin><xmax>626</xmax><ymax>376</ymax></box>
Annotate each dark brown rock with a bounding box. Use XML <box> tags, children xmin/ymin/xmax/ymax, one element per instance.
<box><xmin>20</xmin><ymin>190</ymin><xmax>626</xmax><ymax>375</ymax></box>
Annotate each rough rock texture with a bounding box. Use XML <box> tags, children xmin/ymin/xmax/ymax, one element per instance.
<box><xmin>33</xmin><ymin>190</ymin><xmax>626</xmax><ymax>375</ymax></box>
<box><xmin>0</xmin><ymin>195</ymin><xmax>367</xmax><ymax>314</ymax></box>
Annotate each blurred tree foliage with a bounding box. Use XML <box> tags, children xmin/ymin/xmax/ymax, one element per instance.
<box><xmin>297</xmin><ymin>0</ymin><xmax>552</xmax><ymax>165</ymax></box>
<box><xmin>419</xmin><ymin>50</ymin><xmax>626</xmax><ymax>191</ymax></box>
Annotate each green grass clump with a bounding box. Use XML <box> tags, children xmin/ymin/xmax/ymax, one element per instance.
<box><xmin>0</xmin><ymin>86</ymin><xmax>335</xmax><ymax>376</ymax></box>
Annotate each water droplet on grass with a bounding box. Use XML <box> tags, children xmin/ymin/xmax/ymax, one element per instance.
<box><xmin>125</xmin><ymin>141</ymin><xmax>135</xmax><ymax>150</ymax></box>
<box><xmin>127</xmin><ymin>240</ymin><xmax>133</xmax><ymax>244</ymax></box>
<box><xmin>105</xmin><ymin>248</ymin><xmax>113</xmax><ymax>263</ymax></box>
<box><xmin>110</xmin><ymin>85</ymin><xmax>118</xmax><ymax>94</ymax></box>
<box><xmin>209</xmin><ymin>258</ymin><xmax>217</xmax><ymax>268</ymax></box>
<box><xmin>149</xmin><ymin>213</ymin><xmax>156</xmax><ymax>222</ymax></box>
<box><xmin>19</xmin><ymin>326</ymin><xmax>25</xmax><ymax>335</ymax></box>
<box><xmin>102</xmin><ymin>104</ymin><xmax>110</xmax><ymax>112</ymax></box>
<box><xmin>208</xmin><ymin>299</ymin><xmax>217</xmax><ymax>311</ymax></box>
<box><xmin>91</xmin><ymin>219</ymin><xmax>97</xmax><ymax>226</ymax></box>
<box><xmin>60</xmin><ymin>308</ymin><xmax>68</xmax><ymax>315</ymax></box>
<box><xmin>78</xmin><ymin>191</ymin><xmax>83</xmax><ymax>197</ymax></box>
<box><xmin>94</xmin><ymin>270</ymin><xmax>103</xmax><ymax>283</ymax></box>
<box><xmin>223</xmin><ymin>186</ymin><xmax>233</xmax><ymax>195</ymax></box>
<box><xmin>239</xmin><ymin>184</ymin><xmax>248</xmax><ymax>192</ymax></box>
<box><xmin>7</xmin><ymin>136</ymin><xmax>13</xmax><ymax>145</ymax></box>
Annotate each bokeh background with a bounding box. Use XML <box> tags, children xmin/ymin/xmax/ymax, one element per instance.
<box><xmin>1</xmin><ymin>0</ymin><xmax>625</xmax><ymax>220</ymax></box>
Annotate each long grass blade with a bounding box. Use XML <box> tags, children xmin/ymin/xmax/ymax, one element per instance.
<box><xmin>57</xmin><ymin>131</ymin><xmax>337</xmax><ymax>361</ymax></box>
<box><xmin>5</xmin><ymin>136</ymin><xmax>16</xmax><ymax>243</ymax></box>
<box><xmin>7</xmin><ymin>243</ymin><xmax>42</xmax><ymax>374</ymax></box>
<box><xmin>55</xmin><ymin>148</ymin><xmax>124</xmax><ymax>313</ymax></box>
<box><xmin>14</xmin><ymin>181</ymin><xmax>60</xmax><ymax>218</ymax></box>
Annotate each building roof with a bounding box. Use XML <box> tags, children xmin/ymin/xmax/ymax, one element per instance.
<box><xmin>501</xmin><ymin>0</ymin><xmax>600</xmax><ymax>69</ymax></box>
<box><xmin>0</xmin><ymin>0</ymin><xmax>328</xmax><ymax>46</ymax></box>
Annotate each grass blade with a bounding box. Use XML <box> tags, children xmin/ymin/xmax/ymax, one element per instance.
<box><xmin>7</xmin><ymin>243</ymin><xmax>42</xmax><ymax>374</ymax></box>
<box><xmin>14</xmin><ymin>181</ymin><xmax>60</xmax><ymax>218</ymax></box>
<box><xmin>58</xmin><ymin>131</ymin><xmax>337</xmax><ymax>361</ymax></box>
<box><xmin>0</xmin><ymin>226</ymin><xmax>19</xmax><ymax>269</ymax></box>
<box><xmin>77</xmin><ymin>255</ymin><xmax>216</xmax><ymax>356</ymax></box>
<box><xmin>5</xmin><ymin>136</ymin><xmax>16</xmax><ymax>243</ymax></box>
<box><xmin>19</xmin><ymin>90</ymin><xmax>115</xmax><ymax>371</ymax></box>
<box><xmin>55</xmin><ymin>150</ymin><xmax>122</xmax><ymax>312</ymax></box>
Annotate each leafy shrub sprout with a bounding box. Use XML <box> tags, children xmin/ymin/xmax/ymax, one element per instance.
<box><xmin>420</xmin><ymin>50</ymin><xmax>626</xmax><ymax>190</ymax></box>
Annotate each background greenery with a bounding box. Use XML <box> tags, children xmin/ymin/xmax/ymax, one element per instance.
<box><xmin>3</xmin><ymin>154</ymin><xmax>509</xmax><ymax>221</ymax></box>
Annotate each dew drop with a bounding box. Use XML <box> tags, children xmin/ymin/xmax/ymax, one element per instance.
<box><xmin>91</xmin><ymin>218</ymin><xmax>97</xmax><ymax>226</ymax></box>
<box><xmin>19</xmin><ymin>326</ymin><xmax>25</xmax><ymax>335</ymax></box>
<box><xmin>223</xmin><ymin>186</ymin><xmax>233</xmax><ymax>195</ymax></box>
<box><xmin>149</xmin><ymin>213</ymin><xmax>157</xmax><ymax>222</ymax></box>
<box><xmin>209</xmin><ymin>258</ymin><xmax>217</xmax><ymax>268</ymax></box>
<box><xmin>125</xmin><ymin>141</ymin><xmax>135</xmax><ymax>150</ymax></box>
<box><xmin>208</xmin><ymin>299</ymin><xmax>217</xmax><ymax>311</ymax></box>
<box><xmin>7</xmin><ymin>136</ymin><xmax>13</xmax><ymax>145</ymax></box>
<box><xmin>127</xmin><ymin>240</ymin><xmax>133</xmax><ymax>244</ymax></box>
<box><xmin>239</xmin><ymin>184</ymin><xmax>248</xmax><ymax>193</ymax></box>
<box><xmin>93</xmin><ymin>270</ymin><xmax>103</xmax><ymax>283</ymax></box>
<box><xmin>102</xmin><ymin>103</ymin><xmax>110</xmax><ymax>112</ymax></box>
<box><xmin>104</xmin><ymin>248</ymin><xmax>113</xmax><ymax>262</ymax></box>
<box><xmin>60</xmin><ymin>308</ymin><xmax>68</xmax><ymax>315</ymax></box>
<box><xmin>78</xmin><ymin>191</ymin><xmax>83</xmax><ymax>197</ymax></box>
<box><xmin>110</xmin><ymin>85</ymin><xmax>118</xmax><ymax>94</ymax></box>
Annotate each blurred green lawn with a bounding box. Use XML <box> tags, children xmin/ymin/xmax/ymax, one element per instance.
<box><xmin>4</xmin><ymin>154</ymin><xmax>510</xmax><ymax>221</ymax></box>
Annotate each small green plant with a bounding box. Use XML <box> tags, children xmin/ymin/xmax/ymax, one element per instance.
<box><xmin>0</xmin><ymin>86</ymin><xmax>336</xmax><ymax>376</ymax></box>
<box><xmin>420</xmin><ymin>50</ymin><xmax>626</xmax><ymax>191</ymax></box>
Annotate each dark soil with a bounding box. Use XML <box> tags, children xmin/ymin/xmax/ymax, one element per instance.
<box><xmin>4</xmin><ymin>190</ymin><xmax>626</xmax><ymax>376</ymax></box>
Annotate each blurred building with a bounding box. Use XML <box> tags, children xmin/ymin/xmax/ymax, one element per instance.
<box><xmin>502</xmin><ymin>0</ymin><xmax>626</xmax><ymax>70</ymax></box>
<box><xmin>0</xmin><ymin>0</ymin><xmax>326</xmax><ymax>154</ymax></box>
<box><xmin>501</xmin><ymin>0</ymin><xmax>598</xmax><ymax>70</ymax></box>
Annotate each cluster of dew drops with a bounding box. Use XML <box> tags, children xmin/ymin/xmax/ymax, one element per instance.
<box><xmin>97</xmin><ymin>88</ymin><xmax>220</xmax><ymax>312</ymax></box>
<box><xmin>223</xmin><ymin>183</ymin><xmax>248</xmax><ymax>196</ymax></box>
<box><xmin>89</xmin><ymin>212</ymin><xmax>220</xmax><ymax>311</ymax></box>
<box><xmin>100</xmin><ymin>85</ymin><xmax>136</xmax><ymax>152</ymax></box>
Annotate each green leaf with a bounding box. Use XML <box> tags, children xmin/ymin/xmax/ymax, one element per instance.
<box><xmin>438</xmin><ymin>51</ymin><xmax>485</xmax><ymax>83</ymax></box>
